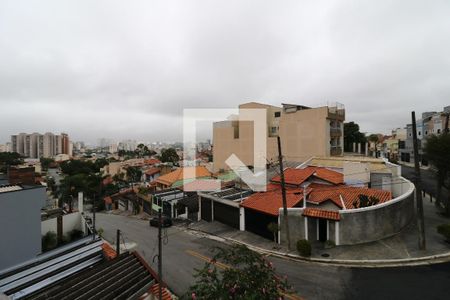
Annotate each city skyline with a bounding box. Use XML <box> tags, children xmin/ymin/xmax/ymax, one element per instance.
<box><xmin>1</xmin><ymin>1</ymin><xmax>450</xmax><ymax>143</ymax></box>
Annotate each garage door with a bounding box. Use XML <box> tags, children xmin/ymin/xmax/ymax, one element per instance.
<box><xmin>213</xmin><ymin>202</ymin><xmax>239</xmax><ymax>229</ymax></box>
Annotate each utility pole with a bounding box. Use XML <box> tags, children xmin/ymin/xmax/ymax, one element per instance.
<box><xmin>277</xmin><ymin>136</ymin><xmax>291</xmax><ymax>250</ymax></box>
<box><xmin>412</xmin><ymin>111</ymin><xmax>426</xmax><ymax>250</ymax></box>
<box><xmin>92</xmin><ymin>194</ymin><xmax>96</xmax><ymax>240</ymax></box>
<box><xmin>444</xmin><ymin>112</ymin><xmax>449</xmax><ymax>134</ymax></box>
<box><xmin>158</xmin><ymin>208</ymin><xmax>163</xmax><ymax>300</ymax></box>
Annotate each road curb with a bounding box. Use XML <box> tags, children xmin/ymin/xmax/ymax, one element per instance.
<box><xmin>186</xmin><ymin>227</ymin><xmax>450</xmax><ymax>268</ymax></box>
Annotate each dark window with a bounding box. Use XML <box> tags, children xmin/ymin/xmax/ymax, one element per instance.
<box><xmin>438</xmin><ymin>129</ymin><xmax>441</xmax><ymax>134</ymax></box>
<box><xmin>274</xmin><ymin>111</ymin><xmax>281</xmax><ymax>118</ymax></box>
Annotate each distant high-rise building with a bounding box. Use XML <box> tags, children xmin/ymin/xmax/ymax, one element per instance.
<box><xmin>10</xmin><ymin>132</ymin><xmax>71</xmax><ymax>158</ymax></box>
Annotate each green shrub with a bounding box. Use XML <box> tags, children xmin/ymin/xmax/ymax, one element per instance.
<box><xmin>437</xmin><ymin>224</ymin><xmax>450</xmax><ymax>242</ymax></box>
<box><xmin>42</xmin><ymin>231</ymin><xmax>57</xmax><ymax>251</ymax></box>
<box><xmin>324</xmin><ymin>240</ymin><xmax>336</xmax><ymax>249</ymax></box>
<box><xmin>296</xmin><ymin>239</ymin><xmax>311</xmax><ymax>257</ymax></box>
<box><xmin>69</xmin><ymin>229</ymin><xmax>84</xmax><ymax>241</ymax></box>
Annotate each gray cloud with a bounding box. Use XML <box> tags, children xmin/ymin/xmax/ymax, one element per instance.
<box><xmin>1</xmin><ymin>0</ymin><xmax>449</xmax><ymax>144</ymax></box>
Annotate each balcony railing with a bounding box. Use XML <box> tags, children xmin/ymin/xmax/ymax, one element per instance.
<box><xmin>330</xmin><ymin>127</ymin><xmax>342</xmax><ymax>137</ymax></box>
<box><xmin>328</xmin><ymin>103</ymin><xmax>345</xmax><ymax>121</ymax></box>
<box><xmin>330</xmin><ymin>146</ymin><xmax>342</xmax><ymax>156</ymax></box>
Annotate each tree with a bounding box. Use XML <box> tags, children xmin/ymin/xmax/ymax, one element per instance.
<box><xmin>0</xmin><ymin>152</ymin><xmax>23</xmax><ymax>172</ymax></box>
<box><xmin>40</xmin><ymin>157</ymin><xmax>55</xmax><ymax>171</ymax></box>
<box><xmin>185</xmin><ymin>245</ymin><xmax>291</xmax><ymax>300</ymax></box>
<box><xmin>46</xmin><ymin>176</ymin><xmax>57</xmax><ymax>194</ymax></box>
<box><xmin>160</xmin><ymin>148</ymin><xmax>180</xmax><ymax>164</ymax></box>
<box><xmin>423</xmin><ymin>134</ymin><xmax>450</xmax><ymax>215</ymax></box>
<box><xmin>353</xmin><ymin>194</ymin><xmax>380</xmax><ymax>208</ymax></box>
<box><xmin>126</xmin><ymin>166</ymin><xmax>142</xmax><ymax>183</ymax></box>
<box><xmin>343</xmin><ymin>122</ymin><xmax>366</xmax><ymax>152</ymax></box>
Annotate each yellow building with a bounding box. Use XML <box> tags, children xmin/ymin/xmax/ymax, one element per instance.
<box><xmin>213</xmin><ymin>102</ymin><xmax>345</xmax><ymax>172</ymax></box>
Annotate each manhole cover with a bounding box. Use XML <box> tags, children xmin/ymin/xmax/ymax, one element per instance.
<box><xmin>321</xmin><ymin>253</ymin><xmax>330</xmax><ymax>258</ymax></box>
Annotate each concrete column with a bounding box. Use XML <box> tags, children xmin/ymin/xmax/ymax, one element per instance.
<box><xmin>365</xmin><ymin>143</ymin><xmax>369</xmax><ymax>156</ymax></box>
<box><xmin>277</xmin><ymin>215</ymin><xmax>281</xmax><ymax>244</ymax></box>
<box><xmin>211</xmin><ymin>200</ymin><xmax>214</xmax><ymax>221</ymax></box>
<box><xmin>352</xmin><ymin>142</ymin><xmax>356</xmax><ymax>152</ymax></box>
<box><xmin>335</xmin><ymin>221</ymin><xmax>340</xmax><ymax>245</ymax></box>
<box><xmin>239</xmin><ymin>207</ymin><xmax>245</xmax><ymax>231</ymax></box>
<box><xmin>198</xmin><ymin>196</ymin><xmax>202</xmax><ymax>221</ymax></box>
<box><xmin>358</xmin><ymin>143</ymin><xmax>362</xmax><ymax>154</ymax></box>
<box><xmin>304</xmin><ymin>217</ymin><xmax>308</xmax><ymax>240</ymax></box>
<box><xmin>78</xmin><ymin>192</ymin><xmax>83</xmax><ymax>213</ymax></box>
<box><xmin>326</xmin><ymin>220</ymin><xmax>330</xmax><ymax>240</ymax></box>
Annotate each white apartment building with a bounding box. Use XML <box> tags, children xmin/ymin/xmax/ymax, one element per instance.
<box><xmin>11</xmin><ymin>132</ymin><xmax>71</xmax><ymax>158</ymax></box>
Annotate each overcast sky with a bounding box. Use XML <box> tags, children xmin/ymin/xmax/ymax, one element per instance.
<box><xmin>1</xmin><ymin>0</ymin><xmax>449</xmax><ymax>144</ymax></box>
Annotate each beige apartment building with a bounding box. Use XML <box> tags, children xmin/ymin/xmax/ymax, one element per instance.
<box><xmin>11</xmin><ymin>132</ymin><xmax>70</xmax><ymax>158</ymax></box>
<box><xmin>213</xmin><ymin>102</ymin><xmax>345</xmax><ymax>172</ymax></box>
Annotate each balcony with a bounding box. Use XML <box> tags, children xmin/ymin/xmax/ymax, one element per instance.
<box><xmin>330</xmin><ymin>146</ymin><xmax>342</xmax><ymax>156</ymax></box>
<box><xmin>328</xmin><ymin>103</ymin><xmax>345</xmax><ymax>121</ymax></box>
<box><xmin>330</xmin><ymin>127</ymin><xmax>342</xmax><ymax>137</ymax></box>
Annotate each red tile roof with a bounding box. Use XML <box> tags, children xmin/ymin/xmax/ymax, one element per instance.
<box><xmin>240</xmin><ymin>189</ymin><xmax>304</xmax><ymax>216</ymax></box>
<box><xmin>313</xmin><ymin>167</ymin><xmax>344</xmax><ymax>184</ymax></box>
<box><xmin>145</xmin><ymin>167</ymin><xmax>160</xmax><ymax>176</ymax></box>
<box><xmin>307</xmin><ymin>183</ymin><xmax>392</xmax><ymax>209</ymax></box>
<box><xmin>271</xmin><ymin>167</ymin><xmax>316</xmax><ymax>185</ymax></box>
<box><xmin>303</xmin><ymin>208</ymin><xmax>340</xmax><ymax>221</ymax></box>
<box><xmin>145</xmin><ymin>158</ymin><xmax>161</xmax><ymax>165</ymax></box>
<box><xmin>156</xmin><ymin>166</ymin><xmax>211</xmax><ymax>186</ymax></box>
<box><xmin>101</xmin><ymin>243</ymin><xmax>117</xmax><ymax>260</ymax></box>
<box><xmin>149</xmin><ymin>283</ymin><xmax>172</xmax><ymax>300</ymax></box>
<box><xmin>181</xmin><ymin>179</ymin><xmax>221</xmax><ymax>192</ymax></box>
<box><xmin>271</xmin><ymin>166</ymin><xmax>344</xmax><ymax>186</ymax></box>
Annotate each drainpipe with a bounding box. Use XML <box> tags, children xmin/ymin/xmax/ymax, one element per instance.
<box><xmin>301</xmin><ymin>182</ymin><xmax>310</xmax><ymax>208</ymax></box>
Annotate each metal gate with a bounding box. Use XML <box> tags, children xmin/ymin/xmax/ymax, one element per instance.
<box><xmin>213</xmin><ymin>202</ymin><xmax>239</xmax><ymax>229</ymax></box>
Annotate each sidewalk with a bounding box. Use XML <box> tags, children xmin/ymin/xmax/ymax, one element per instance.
<box><xmin>187</xmin><ymin>195</ymin><xmax>450</xmax><ymax>266</ymax></box>
<box><xmin>398</xmin><ymin>161</ymin><xmax>431</xmax><ymax>171</ymax></box>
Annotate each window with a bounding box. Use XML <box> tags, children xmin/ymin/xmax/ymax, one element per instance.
<box><xmin>438</xmin><ymin>129</ymin><xmax>441</xmax><ymax>134</ymax></box>
<box><xmin>271</xmin><ymin>127</ymin><xmax>277</xmax><ymax>134</ymax></box>
<box><xmin>418</xmin><ymin>131</ymin><xmax>421</xmax><ymax>136</ymax></box>
<box><xmin>274</xmin><ymin>111</ymin><xmax>281</xmax><ymax>118</ymax></box>
<box><xmin>425</xmin><ymin>131</ymin><xmax>428</xmax><ymax>135</ymax></box>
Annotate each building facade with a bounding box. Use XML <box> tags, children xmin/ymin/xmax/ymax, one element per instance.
<box><xmin>213</xmin><ymin>102</ymin><xmax>345</xmax><ymax>172</ymax></box>
<box><xmin>0</xmin><ymin>185</ymin><xmax>47</xmax><ymax>270</ymax></box>
<box><xmin>11</xmin><ymin>132</ymin><xmax>71</xmax><ymax>158</ymax></box>
<box><xmin>399</xmin><ymin>107</ymin><xmax>449</xmax><ymax>164</ymax></box>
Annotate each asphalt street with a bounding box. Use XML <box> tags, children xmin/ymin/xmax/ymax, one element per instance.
<box><xmin>96</xmin><ymin>213</ymin><xmax>450</xmax><ymax>300</ymax></box>
<box><xmin>401</xmin><ymin>165</ymin><xmax>449</xmax><ymax>200</ymax></box>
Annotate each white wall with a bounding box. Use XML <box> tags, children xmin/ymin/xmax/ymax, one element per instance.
<box><xmin>41</xmin><ymin>212</ymin><xmax>82</xmax><ymax>236</ymax></box>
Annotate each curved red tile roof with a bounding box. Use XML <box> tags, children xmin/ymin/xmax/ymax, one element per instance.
<box><xmin>240</xmin><ymin>189</ymin><xmax>304</xmax><ymax>216</ymax></box>
<box><xmin>308</xmin><ymin>183</ymin><xmax>392</xmax><ymax>209</ymax></box>
<box><xmin>271</xmin><ymin>166</ymin><xmax>344</xmax><ymax>186</ymax></box>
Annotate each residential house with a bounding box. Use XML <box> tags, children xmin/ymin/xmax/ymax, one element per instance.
<box><xmin>0</xmin><ymin>184</ymin><xmax>47</xmax><ymax>270</ymax></box>
<box><xmin>0</xmin><ymin>237</ymin><xmax>173</xmax><ymax>299</ymax></box>
<box><xmin>381</xmin><ymin>128</ymin><xmax>407</xmax><ymax>161</ymax></box>
<box><xmin>198</xmin><ymin>156</ymin><xmax>414</xmax><ymax>246</ymax></box>
<box><xmin>154</xmin><ymin>166</ymin><xmax>212</xmax><ymax>190</ymax></box>
<box><xmin>399</xmin><ymin>107</ymin><xmax>449</xmax><ymax>164</ymax></box>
